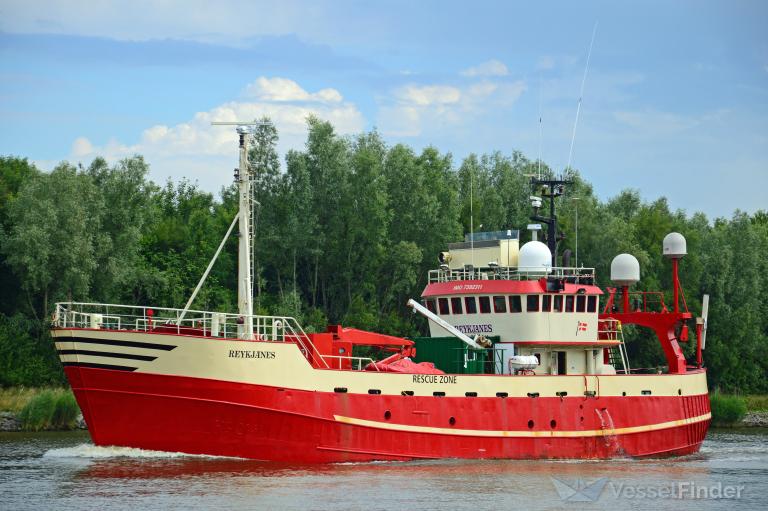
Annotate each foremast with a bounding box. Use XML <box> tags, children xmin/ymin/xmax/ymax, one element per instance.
<box><xmin>236</xmin><ymin>126</ymin><xmax>254</xmax><ymax>340</ymax></box>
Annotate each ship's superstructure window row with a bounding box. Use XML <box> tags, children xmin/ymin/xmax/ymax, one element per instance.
<box><xmin>424</xmin><ymin>295</ymin><xmax>598</xmax><ymax>315</ymax></box>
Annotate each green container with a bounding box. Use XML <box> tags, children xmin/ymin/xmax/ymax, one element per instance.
<box><xmin>412</xmin><ymin>336</ymin><xmax>502</xmax><ymax>374</ymax></box>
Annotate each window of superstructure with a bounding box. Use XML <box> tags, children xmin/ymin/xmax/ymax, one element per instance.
<box><xmin>451</xmin><ymin>297</ymin><xmax>463</xmax><ymax>314</ymax></box>
<box><xmin>493</xmin><ymin>296</ymin><xmax>507</xmax><ymax>313</ymax></box>
<box><xmin>438</xmin><ymin>298</ymin><xmax>450</xmax><ymax>315</ymax></box>
<box><xmin>479</xmin><ymin>296</ymin><xmax>492</xmax><ymax>314</ymax></box>
<box><xmin>553</xmin><ymin>295</ymin><xmax>563</xmax><ymax>312</ymax></box>
<box><xmin>465</xmin><ymin>297</ymin><xmax>478</xmax><ymax>314</ymax></box>
<box><xmin>565</xmin><ymin>295</ymin><xmax>575</xmax><ymax>312</ymax></box>
<box><xmin>509</xmin><ymin>295</ymin><xmax>522</xmax><ymax>313</ymax></box>
<box><xmin>542</xmin><ymin>295</ymin><xmax>552</xmax><ymax>312</ymax></box>
<box><xmin>576</xmin><ymin>295</ymin><xmax>586</xmax><ymax>313</ymax></box>
<box><xmin>527</xmin><ymin>295</ymin><xmax>540</xmax><ymax>312</ymax></box>
<box><xmin>587</xmin><ymin>295</ymin><xmax>597</xmax><ymax>313</ymax></box>
<box><xmin>425</xmin><ymin>299</ymin><xmax>436</xmax><ymax>313</ymax></box>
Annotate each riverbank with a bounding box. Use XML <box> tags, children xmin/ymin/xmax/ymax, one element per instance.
<box><xmin>0</xmin><ymin>388</ymin><xmax>84</xmax><ymax>432</ymax></box>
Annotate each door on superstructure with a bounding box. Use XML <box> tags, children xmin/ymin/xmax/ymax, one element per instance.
<box><xmin>557</xmin><ymin>351</ymin><xmax>567</xmax><ymax>375</ymax></box>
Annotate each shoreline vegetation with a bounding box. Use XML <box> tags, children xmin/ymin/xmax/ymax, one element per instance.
<box><xmin>1</xmin><ymin>387</ymin><xmax>765</xmax><ymax>432</ymax></box>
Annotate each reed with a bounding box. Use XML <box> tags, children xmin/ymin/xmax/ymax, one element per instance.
<box><xmin>16</xmin><ymin>388</ymin><xmax>80</xmax><ymax>431</ymax></box>
<box><xmin>710</xmin><ymin>392</ymin><xmax>747</xmax><ymax>427</ymax></box>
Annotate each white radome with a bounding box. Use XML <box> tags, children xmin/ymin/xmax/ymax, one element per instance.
<box><xmin>610</xmin><ymin>253</ymin><xmax>640</xmax><ymax>286</ymax></box>
<box><xmin>518</xmin><ymin>241</ymin><xmax>552</xmax><ymax>273</ymax></box>
<box><xmin>663</xmin><ymin>232</ymin><xmax>687</xmax><ymax>259</ymax></box>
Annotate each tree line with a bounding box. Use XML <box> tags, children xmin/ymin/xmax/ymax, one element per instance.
<box><xmin>1</xmin><ymin>116</ymin><xmax>766</xmax><ymax>392</ymax></box>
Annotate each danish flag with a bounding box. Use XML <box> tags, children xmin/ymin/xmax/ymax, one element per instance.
<box><xmin>577</xmin><ymin>321</ymin><xmax>588</xmax><ymax>333</ymax></box>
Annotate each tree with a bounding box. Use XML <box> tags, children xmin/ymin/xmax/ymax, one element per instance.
<box><xmin>2</xmin><ymin>163</ymin><xmax>104</xmax><ymax>318</ymax></box>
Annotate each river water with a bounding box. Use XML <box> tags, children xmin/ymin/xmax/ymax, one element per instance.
<box><xmin>1</xmin><ymin>429</ymin><xmax>766</xmax><ymax>510</ymax></box>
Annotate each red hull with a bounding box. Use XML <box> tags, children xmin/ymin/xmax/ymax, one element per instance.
<box><xmin>66</xmin><ymin>366</ymin><xmax>710</xmax><ymax>463</ymax></box>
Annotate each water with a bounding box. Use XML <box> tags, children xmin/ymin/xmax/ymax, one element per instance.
<box><xmin>1</xmin><ymin>429</ymin><xmax>766</xmax><ymax>510</ymax></box>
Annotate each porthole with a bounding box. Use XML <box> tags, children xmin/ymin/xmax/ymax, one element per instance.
<box><xmin>550</xmin><ymin>419</ymin><xmax>557</xmax><ymax>429</ymax></box>
<box><xmin>384</xmin><ymin>410</ymin><xmax>391</xmax><ymax>420</ymax></box>
<box><xmin>402</xmin><ymin>390</ymin><xmax>414</xmax><ymax>396</ymax></box>
<box><xmin>527</xmin><ymin>420</ymin><xmax>534</xmax><ymax>429</ymax></box>
<box><xmin>449</xmin><ymin>416</ymin><xmax>456</xmax><ymax>426</ymax></box>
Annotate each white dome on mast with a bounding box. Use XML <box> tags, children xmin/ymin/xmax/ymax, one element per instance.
<box><xmin>610</xmin><ymin>253</ymin><xmax>640</xmax><ymax>286</ymax></box>
<box><xmin>518</xmin><ymin>241</ymin><xmax>552</xmax><ymax>274</ymax></box>
<box><xmin>663</xmin><ymin>232</ymin><xmax>687</xmax><ymax>259</ymax></box>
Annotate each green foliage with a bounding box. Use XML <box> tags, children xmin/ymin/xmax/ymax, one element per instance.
<box><xmin>17</xmin><ymin>389</ymin><xmax>79</xmax><ymax>431</ymax></box>
<box><xmin>52</xmin><ymin>391</ymin><xmax>80</xmax><ymax>428</ymax></box>
<box><xmin>710</xmin><ymin>392</ymin><xmax>747</xmax><ymax>426</ymax></box>
<box><xmin>18</xmin><ymin>389</ymin><xmax>55</xmax><ymax>431</ymax></box>
<box><xmin>0</xmin><ymin>314</ymin><xmax>63</xmax><ymax>386</ymax></box>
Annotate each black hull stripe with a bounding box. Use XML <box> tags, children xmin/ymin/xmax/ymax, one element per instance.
<box><xmin>64</xmin><ymin>337</ymin><xmax>177</xmax><ymax>351</ymax></box>
<box><xmin>62</xmin><ymin>362</ymin><xmax>138</xmax><ymax>372</ymax></box>
<box><xmin>57</xmin><ymin>349</ymin><xmax>157</xmax><ymax>362</ymax></box>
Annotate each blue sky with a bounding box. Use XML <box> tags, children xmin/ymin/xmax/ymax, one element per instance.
<box><xmin>1</xmin><ymin>0</ymin><xmax>766</xmax><ymax>218</ymax></box>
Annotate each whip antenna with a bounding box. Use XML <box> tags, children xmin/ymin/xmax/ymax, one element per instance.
<box><xmin>566</xmin><ymin>21</ymin><xmax>598</xmax><ymax>171</ymax></box>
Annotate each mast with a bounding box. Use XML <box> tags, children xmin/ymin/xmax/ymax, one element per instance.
<box><xmin>529</xmin><ymin>178</ymin><xmax>572</xmax><ymax>266</ymax></box>
<box><xmin>236</xmin><ymin>126</ymin><xmax>254</xmax><ymax>339</ymax></box>
<box><xmin>211</xmin><ymin>121</ymin><xmax>273</xmax><ymax>339</ymax></box>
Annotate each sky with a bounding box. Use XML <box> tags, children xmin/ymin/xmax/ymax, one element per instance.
<box><xmin>0</xmin><ymin>0</ymin><xmax>766</xmax><ymax>219</ymax></box>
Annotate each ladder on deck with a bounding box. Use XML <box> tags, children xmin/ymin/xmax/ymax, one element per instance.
<box><xmin>608</xmin><ymin>322</ymin><xmax>630</xmax><ymax>374</ymax></box>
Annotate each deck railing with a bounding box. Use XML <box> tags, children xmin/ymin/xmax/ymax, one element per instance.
<box><xmin>428</xmin><ymin>266</ymin><xmax>596</xmax><ymax>284</ymax></box>
<box><xmin>52</xmin><ymin>301</ymin><xmax>329</xmax><ymax>367</ymax></box>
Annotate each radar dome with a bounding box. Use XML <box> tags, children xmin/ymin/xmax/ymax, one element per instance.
<box><xmin>663</xmin><ymin>232</ymin><xmax>687</xmax><ymax>259</ymax></box>
<box><xmin>610</xmin><ymin>254</ymin><xmax>640</xmax><ymax>286</ymax></box>
<box><xmin>518</xmin><ymin>241</ymin><xmax>552</xmax><ymax>274</ymax></box>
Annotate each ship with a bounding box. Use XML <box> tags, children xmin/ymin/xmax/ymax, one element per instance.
<box><xmin>51</xmin><ymin>123</ymin><xmax>711</xmax><ymax>462</ymax></box>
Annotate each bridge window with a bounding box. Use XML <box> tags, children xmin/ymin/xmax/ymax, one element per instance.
<box><xmin>553</xmin><ymin>295</ymin><xmax>563</xmax><ymax>312</ymax></box>
<box><xmin>587</xmin><ymin>296</ymin><xmax>597</xmax><ymax>313</ymax></box>
<box><xmin>465</xmin><ymin>297</ymin><xmax>478</xmax><ymax>314</ymax></box>
<box><xmin>425</xmin><ymin>299</ymin><xmax>436</xmax><ymax>313</ymax></box>
<box><xmin>438</xmin><ymin>298</ymin><xmax>450</xmax><ymax>315</ymax></box>
<box><xmin>509</xmin><ymin>295</ymin><xmax>522</xmax><ymax>313</ymax></box>
<box><xmin>493</xmin><ymin>296</ymin><xmax>507</xmax><ymax>313</ymax></box>
<box><xmin>451</xmin><ymin>297</ymin><xmax>463</xmax><ymax>314</ymax></box>
<box><xmin>542</xmin><ymin>295</ymin><xmax>552</xmax><ymax>312</ymax></box>
<box><xmin>527</xmin><ymin>295</ymin><xmax>540</xmax><ymax>312</ymax></box>
<box><xmin>479</xmin><ymin>296</ymin><xmax>491</xmax><ymax>313</ymax></box>
<box><xmin>565</xmin><ymin>295</ymin><xmax>575</xmax><ymax>312</ymax></box>
<box><xmin>576</xmin><ymin>295</ymin><xmax>586</xmax><ymax>313</ymax></box>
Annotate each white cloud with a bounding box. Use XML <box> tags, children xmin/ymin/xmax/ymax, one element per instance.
<box><xmin>536</xmin><ymin>56</ymin><xmax>555</xmax><ymax>70</ymax></box>
<box><xmin>244</xmin><ymin>77</ymin><xmax>343</xmax><ymax>103</ymax></box>
<box><xmin>379</xmin><ymin>79</ymin><xmax>526</xmax><ymax>137</ymax></box>
<box><xmin>461</xmin><ymin>59</ymin><xmax>509</xmax><ymax>77</ymax></box>
<box><xmin>394</xmin><ymin>85</ymin><xmax>461</xmax><ymax>106</ymax></box>
<box><xmin>68</xmin><ymin>76</ymin><xmax>365</xmax><ymax>190</ymax></box>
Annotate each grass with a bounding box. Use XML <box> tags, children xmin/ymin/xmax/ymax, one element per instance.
<box><xmin>744</xmin><ymin>395</ymin><xmax>768</xmax><ymax>412</ymax></box>
<box><xmin>0</xmin><ymin>387</ymin><xmax>43</xmax><ymax>413</ymax></box>
<box><xmin>0</xmin><ymin>387</ymin><xmax>80</xmax><ymax>430</ymax></box>
<box><xmin>710</xmin><ymin>392</ymin><xmax>747</xmax><ymax>427</ymax></box>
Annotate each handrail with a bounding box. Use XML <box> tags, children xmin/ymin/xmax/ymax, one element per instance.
<box><xmin>52</xmin><ymin>301</ymin><xmax>328</xmax><ymax>368</ymax></box>
<box><xmin>428</xmin><ymin>265</ymin><xmax>596</xmax><ymax>284</ymax></box>
<box><xmin>319</xmin><ymin>355</ymin><xmax>378</xmax><ymax>371</ymax></box>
